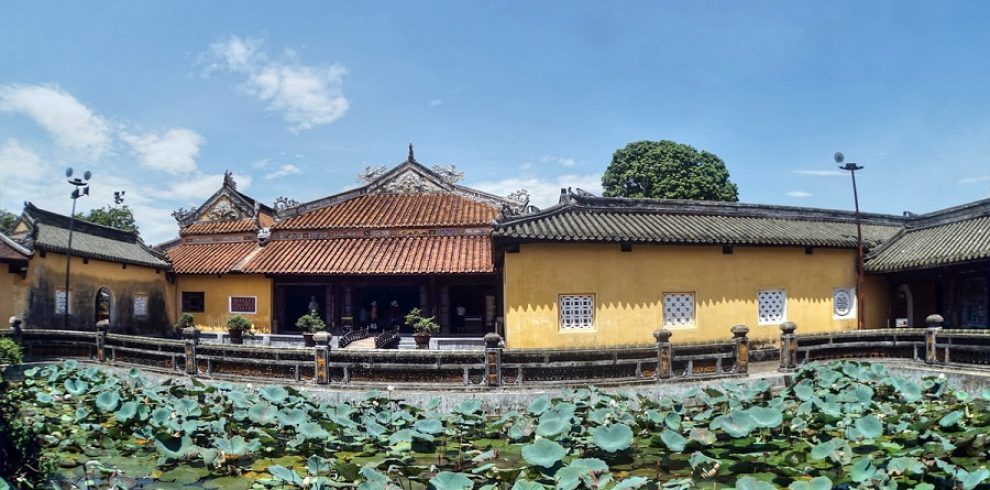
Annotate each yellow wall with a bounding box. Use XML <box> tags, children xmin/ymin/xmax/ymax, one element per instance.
<box><xmin>503</xmin><ymin>243</ymin><xmax>888</xmax><ymax>349</ymax></box>
<box><xmin>19</xmin><ymin>252</ymin><xmax>170</xmax><ymax>332</ymax></box>
<box><xmin>175</xmin><ymin>274</ymin><xmax>273</xmax><ymax>333</ymax></box>
<box><xmin>0</xmin><ymin>264</ymin><xmax>30</xmax><ymax>326</ymax></box>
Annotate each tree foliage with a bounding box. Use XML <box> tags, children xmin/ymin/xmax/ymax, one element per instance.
<box><xmin>0</xmin><ymin>209</ymin><xmax>17</xmax><ymax>234</ymax></box>
<box><xmin>601</xmin><ymin>140</ymin><xmax>739</xmax><ymax>201</ymax></box>
<box><xmin>76</xmin><ymin>205</ymin><xmax>139</xmax><ymax>233</ymax></box>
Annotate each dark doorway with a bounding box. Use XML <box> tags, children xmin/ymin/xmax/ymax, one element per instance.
<box><xmin>95</xmin><ymin>288</ymin><xmax>112</xmax><ymax>325</ymax></box>
<box><xmin>354</xmin><ymin>285</ymin><xmax>420</xmax><ymax>333</ymax></box>
<box><xmin>449</xmin><ymin>285</ymin><xmax>488</xmax><ymax>334</ymax></box>
<box><xmin>282</xmin><ymin>285</ymin><xmax>327</xmax><ymax>334</ymax></box>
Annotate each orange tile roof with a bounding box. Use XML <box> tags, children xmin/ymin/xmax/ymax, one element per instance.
<box><xmin>167</xmin><ymin>241</ymin><xmax>257</xmax><ymax>274</ymax></box>
<box><xmin>242</xmin><ymin>235</ymin><xmax>493</xmax><ymax>274</ymax></box>
<box><xmin>274</xmin><ymin>194</ymin><xmax>500</xmax><ymax>230</ymax></box>
<box><xmin>180</xmin><ymin>218</ymin><xmax>258</xmax><ymax>236</ymax></box>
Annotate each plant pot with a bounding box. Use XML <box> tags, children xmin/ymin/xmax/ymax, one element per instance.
<box><xmin>229</xmin><ymin>328</ymin><xmax>244</xmax><ymax>344</ymax></box>
<box><xmin>303</xmin><ymin>333</ymin><xmax>315</xmax><ymax>347</ymax></box>
<box><xmin>414</xmin><ymin>335</ymin><xmax>431</xmax><ymax>349</ymax></box>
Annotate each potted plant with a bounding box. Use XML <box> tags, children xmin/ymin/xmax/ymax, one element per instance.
<box><xmin>226</xmin><ymin>315</ymin><xmax>253</xmax><ymax>344</ymax></box>
<box><xmin>172</xmin><ymin>313</ymin><xmax>195</xmax><ymax>339</ymax></box>
<box><xmin>405</xmin><ymin>308</ymin><xmax>439</xmax><ymax>349</ymax></box>
<box><xmin>295</xmin><ymin>313</ymin><xmax>327</xmax><ymax>347</ymax></box>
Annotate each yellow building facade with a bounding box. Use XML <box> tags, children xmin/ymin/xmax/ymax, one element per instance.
<box><xmin>174</xmin><ymin>274</ymin><xmax>274</xmax><ymax>333</ymax></box>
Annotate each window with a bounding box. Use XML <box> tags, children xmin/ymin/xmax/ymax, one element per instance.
<box><xmin>663</xmin><ymin>293</ymin><xmax>695</xmax><ymax>328</ymax></box>
<box><xmin>833</xmin><ymin>288</ymin><xmax>856</xmax><ymax>319</ymax></box>
<box><xmin>133</xmin><ymin>293</ymin><xmax>149</xmax><ymax>318</ymax></box>
<box><xmin>55</xmin><ymin>289</ymin><xmax>71</xmax><ymax>315</ymax></box>
<box><xmin>757</xmin><ymin>289</ymin><xmax>786</xmax><ymax>325</ymax></box>
<box><xmin>181</xmin><ymin>292</ymin><xmax>205</xmax><ymax>313</ymax></box>
<box><xmin>229</xmin><ymin>296</ymin><xmax>257</xmax><ymax>314</ymax></box>
<box><xmin>559</xmin><ymin>294</ymin><xmax>594</xmax><ymax>330</ymax></box>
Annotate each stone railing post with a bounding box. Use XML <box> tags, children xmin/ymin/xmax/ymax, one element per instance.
<box><xmin>779</xmin><ymin>321</ymin><xmax>797</xmax><ymax>372</ymax></box>
<box><xmin>95</xmin><ymin>320</ymin><xmax>110</xmax><ymax>362</ymax></box>
<box><xmin>314</xmin><ymin>331</ymin><xmax>332</xmax><ymax>384</ymax></box>
<box><xmin>732</xmin><ymin>324</ymin><xmax>750</xmax><ymax>374</ymax></box>
<box><xmin>484</xmin><ymin>333</ymin><xmax>503</xmax><ymax>387</ymax></box>
<box><xmin>925</xmin><ymin>314</ymin><xmax>943</xmax><ymax>364</ymax></box>
<box><xmin>182</xmin><ymin>327</ymin><xmax>200</xmax><ymax>376</ymax></box>
<box><xmin>654</xmin><ymin>328</ymin><xmax>673</xmax><ymax>380</ymax></box>
<box><xmin>9</xmin><ymin>316</ymin><xmax>23</xmax><ymax>344</ymax></box>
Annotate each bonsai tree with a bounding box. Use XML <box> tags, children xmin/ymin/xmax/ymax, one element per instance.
<box><xmin>405</xmin><ymin>308</ymin><xmax>439</xmax><ymax>336</ymax></box>
<box><xmin>174</xmin><ymin>313</ymin><xmax>194</xmax><ymax>332</ymax></box>
<box><xmin>226</xmin><ymin>315</ymin><xmax>253</xmax><ymax>334</ymax></box>
<box><xmin>295</xmin><ymin>313</ymin><xmax>327</xmax><ymax>333</ymax></box>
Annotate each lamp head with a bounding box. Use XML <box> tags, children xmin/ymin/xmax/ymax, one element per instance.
<box><xmin>65</xmin><ymin>167</ymin><xmax>73</xmax><ymax>178</ymax></box>
<box><xmin>834</xmin><ymin>152</ymin><xmax>844</xmax><ymax>164</ymax></box>
<box><xmin>83</xmin><ymin>170</ymin><xmax>92</xmax><ymax>181</ymax></box>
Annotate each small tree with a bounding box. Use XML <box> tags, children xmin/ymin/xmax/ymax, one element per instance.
<box><xmin>0</xmin><ymin>209</ymin><xmax>16</xmax><ymax>234</ymax></box>
<box><xmin>295</xmin><ymin>314</ymin><xmax>327</xmax><ymax>333</ymax></box>
<box><xmin>404</xmin><ymin>308</ymin><xmax>439</xmax><ymax>336</ymax></box>
<box><xmin>76</xmin><ymin>204</ymin><xmax>139</xmax><ymax>233</ymax></box>
<box><xmin>226</xmin><ymin>315</ymin><xmax>253</xmax><ymax>333</ymax></box>
<box><xmin>601</xmin><ymin>140</ymin><xmax>739</xmax><ymax>201</ymax></box>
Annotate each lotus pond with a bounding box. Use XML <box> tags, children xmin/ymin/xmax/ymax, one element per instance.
<box><xmin>3</xmin><ymin>360</ymin><xmax>990</xmax><ymax>489</ymax></box>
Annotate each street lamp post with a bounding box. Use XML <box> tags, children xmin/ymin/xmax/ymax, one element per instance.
<box><xmin>835</xmin><ymin>153</ymin><xmax>865</xmax><ymax>330</ymax></box>
<box><xmin>63</xmin><ymin>167</ymin><xmax>91</xmax><ymax>330</ymax></box>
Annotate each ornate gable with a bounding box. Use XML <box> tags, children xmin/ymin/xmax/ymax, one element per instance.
<box><xmin>173</xmin><ymin>171</ymin><xmax>265</xmax><ymax>228</ymax></box>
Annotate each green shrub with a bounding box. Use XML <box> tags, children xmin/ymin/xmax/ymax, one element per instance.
<box><xmin>226</xmin><ymin>315</ymin><xmax>253</xmax><ymax>332</ymax></box>
<box><xmin>295</xmin><ymin>314</ymin><xmax>326</xmax><ymax>333</ymax></box>
<box><xmin>174</xmin><ymin>312</ymin><xmax>195</xmax><ymax>331</ymax></box>
<box><xmin>404</xmin><ymin>308</ymin><xmax>439</xmax><ymax>336</ymax></box>
<box><xmin>0</xmin><ymin>338</ymin><xmax>22</xmax><ymax>366</ymax></box>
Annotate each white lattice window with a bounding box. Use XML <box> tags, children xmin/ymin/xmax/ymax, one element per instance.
<box><xmin>229</xmin><ymin>296</ymin><xmax>257</xmax><ymax>314</ymax></box>
<box><xmin>559</xmin><ymin>294</ymin><xmax>595</xmax><ymax>330</ymax></box>
<box><xmin>758</xmin><ymin>289</ymin><xmax>787</xmax><ymax>325</ymax></box>
<box><xmin>663</xmin><ymin>293</ymin><xmax>695</xmax><ymax>327</ymax></box>
<box><xmin>133</xmin><ymin>294</ymin><xmax>149</xmax><ymax>318</ymax></box>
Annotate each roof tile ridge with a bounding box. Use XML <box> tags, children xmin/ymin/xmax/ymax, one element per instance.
<box><xmin>230</xmin><ymin>242</ymin><xmax>263</xmax><ymax>272</ymax></box>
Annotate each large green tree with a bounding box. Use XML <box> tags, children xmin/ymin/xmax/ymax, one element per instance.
<box><xmin>601</xmin><ymin>140</ymin><xmax>739</xmax><ymax>201</ymax></box>
<box><xmin>76</xmin><ymin>205</ymin><xmax>139</xmax><ymax>233</ymax></box>
<box><xmin>0</xmin><ymin>209</ymin><xmax>16</xmax><ymax>234</ymax></box>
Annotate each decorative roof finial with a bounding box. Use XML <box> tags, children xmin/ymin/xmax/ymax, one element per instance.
<box><xmin>408</xmin><ymin>143</ymin><xmax>415</xmax><ymax>163</ymax></box>
<box><xmin>223</xmin><ymin>170</ymin><xmax>237</xmax><ymax>189</ymax></box>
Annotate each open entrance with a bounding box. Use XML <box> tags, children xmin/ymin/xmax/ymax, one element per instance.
<box><xmin>281</xmin><ymin>285</ymin><xmax>327</xmax><ymax>334</ymax></box>
<box><xmin>353</xmin><ymin>285</ymin><xmax>420</xmax><ymax>333</ymax></box>
<box><xmin>95</xmin><ymin>287</ymin><xmax>112</xmax><ymax>325</ymax></box>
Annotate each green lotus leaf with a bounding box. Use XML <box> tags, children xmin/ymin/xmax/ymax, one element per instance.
<box><xmin>665</xmin><ymin>412</ymin><xmax>682</xmax><ymax>431</ymax></box>
<box><xmin>528</xmin><ymin>395</ymin><xmax>551</xmax><ymax>415</ymax></box>
<box><xmin>711</xmin><ymin>410</ymin><xmax>756</xmax><ymax>438</ymax></box>
<box><xmin>74</xmin><ymin>406</ymin><xmax>90</xmax><ymax>422</ymax></box>
<box><xmin>388</xmin><ymin>429</ymin><xmax>415</xmax><ymax>445</ymax></box>
<box><xmin>158</xmin><ymin>466</ymin><xmax>207</xmax><ymax>484</ymax></box>
<box><xmin>689</xmin><ymin>428</ymin><xmax>717</xmax><ymax>446</ymax></box>
<box><xmin>959</xmin><ymin>468</ymin><xmax>990</xmax><ymax>490</ymax></box>
<box><xmin>522</xmin><ymin>438</ymin><xmax>566</xmax><ymax>468</ymax></box>
<box><xmin>892</xmin><ymin>378</ymin><xmax>922</xmax><ymax>403</ymax></box>
<box><xmin>307</xmin><ymin>455</ymin><xmax>333</xmax><ymax>475</ymax></box>
<box><xmin>248</xmin><ymin>402</ymin><xmax>278</xmax><ymax>425</ymax></box>
<box><xmin>887</xmin><ymin>456</ymin><xmax>924</xmax><ymax>475</ymax></box>
<box><xmin>612</xmin><ymin>477</ymin><xmax>649</xmax><ymax>490</ymax></box>
<box><xmin>95</xmin><ymin>391</ymin><xmax>120</xmax><ymax>412</ymax></box>
<box><xmin>659</xmin><ymin>428</ymin><xmax>687</xmax><ymax>452</ymax></box>
<box><xmin>35</xmin><ymin>392</ymin><xmax>54</xmax><ymax>405</ymax></box>
<box><xmin>196</xmin><ymin>446</ymin><xmax>220</xmax><ymax>467</ymax></box>
<box><xmin>850</xmin><ymin>457</ymin><xmax>878</xmax><ymax>483</ymax></box>
<box><xmin>746</xmin><ymin>407</ymin><xmax>783</xmax><ymax>428</ymax></box>
<box><xmin>202</xmin><ymin>476</ymin><xmax>252</xmax><ymax>490</ymax></box>
<box><xmin>854</xmin><ymin>415</ymin><xmax>883</xmax><ymax>439</ymax></box>
<box><xmin>268</xmin><ymin>464</ymin><xmax>303</xmax><ymax>486</ymax></box>
<box><xmin>593</xmin><ymin>423</ymin><xmax>633</xmax><ymax>453</ymax></box>
<box><xmin>688</xmin><ymin>451</ymin><xmax>718</xmax><ymax>470</ymax></box>
<box><xmin>215</xmin><ymin>435</ymin><xmax>261</xmax><ymax>457</ymax></box>
<box><xmin>114</xmin><ymin>401</ymin><xmax>138</xmax><ymax>423</ymax></box>
<box><xmin>536</xmin><ymin>416</ymin><xmax>571</xmax><ymax>438</ymax></box>
<box><xmin>453</xmin><ymin>399</ymin><xmax>483</xmax><ymax>416</ymax></box>
<box><xmin>788</xmin><ymin>476</ymin><xmax>832</xmax><ymax>490</ymax></box>
<box><xmin>297</xmin><ymin>422</ymin><xmax>330</xmax><ymax>440</ymax></box>
<box><xmin>793</xmin><ymin>380</ymin><xmax>816</xmax><ymax>401</ymax></box>
<box><xmin>155</xmin><ymin>435</ymin><xmax>194</xmax><ymax>460</ymax></box>
<box><xmin>277</xmin><ymin>408</ymin><xmax>308</xmax><ymax>427</ymax></box>
<box><xmin>176</xmin><ymin>398</ymin><xmax>201</xmax><ymax>418</ymax></box>
<box><xmin>810</xmin><ymin>438</ymin><xmax>849</xmax><ymax>463</ymax></box>
<box><xmin>554</xmin><ymin>458</ymin><xmax>609</xmax><ymax>490</ymax></box>
<box><xmin>646</xmin><ymin>409</ymin><xmax>665</xmax><ymax>425</ymax></box>
<box><xmin>365</xmin><ymin>420</ymin><xmax>388</xmax><ymax>438</ymax></box>
<box><xmin>735</xmin><ymin>476</ymin><xmax>775</xmax><ymax>490</ymax></box>
<box><xmin>64</xmin><ymin>378</ymin><xmax>89</xmax><ymax>396</ymax></box>
<box><xmin>429</xmin><ymin>471</ymin><xmax>474</xmax><ymax>490</ymax></box>
<box><xmin>415</xmin><ymin>418</ymin><xmax>443</xmax><ymax>435</ymax></box>
<box><xmin>508</xmin><ymin>420</ymin><xmax>534</xmax><ymax>441</ymax></box>
<box><xmin>588</xmin><ymin>408</ymin><xmax>610</xmax><ymax>425</ymax></box>
<box><xmin>63</xmin><ymin>359</ymin><xmax>78</xmax><ymax>370</ymax></box>
<box><xmin>511</xmin><ymin>480</ymin><xmax>547</xmax><ymax>490</ymax></box>
<box><xmin>938</xmin><ymin>410</ymin><xmax>964</xmax><ymax>428</ymax></box>
<box><xmin>259</xmin><ymin>385</ymin><xmax>289</xmax><ymax>404</ymax></box>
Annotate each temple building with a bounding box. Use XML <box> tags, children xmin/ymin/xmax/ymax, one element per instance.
<box><xmin>164</xmin><ymin>148</ymin><xmax>526</xmax><ymax>335</ymax></box>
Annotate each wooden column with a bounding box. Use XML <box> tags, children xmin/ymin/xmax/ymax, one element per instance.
<box><xmin>324</xmin><ymin>284</ymin><xmax>334</xmax><ymax>327</ymax></box>
<box><xmin>439</xmin><ymin>285</ymin><xmax>450</xmax><ymax>333</ymax></box>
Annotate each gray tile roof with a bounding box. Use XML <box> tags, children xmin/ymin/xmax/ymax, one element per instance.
<box><xmin>494</xmin><ymin>191</ymin><xmax>904</xmax><ymax>248</ymax></box>
<box><xmin>865</xmin><ymin>199</ymin><xmax>990</xmax><ymax>272</ymax></box>
<box><xmin>21</xmin><ymin>203</ymin><xmax>168</xmax><ymax>269</ymax></box>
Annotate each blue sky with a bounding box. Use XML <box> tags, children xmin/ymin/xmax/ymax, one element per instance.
<box><xmin>1</xmin><ymin>1</ymin><xmax>989</xmax><ymax>243</ymax></box>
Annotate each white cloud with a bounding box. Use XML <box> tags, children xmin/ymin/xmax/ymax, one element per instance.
<box><xmin>264</xmin><ymin>163</ymin><xmax>302</xmax><ymax>180</ymax></box>
<box><xmin>0</xmin><ymin>84</ymin><xmax>111</xmax><ymax>159</ymax></box>
<box><xmin>429</xmin><ymin>99</ymin><xmax>444</xmax><ymax>107</ymax></box>
<box><xmin>160</xmin><ymin>172</ymin><xmax>253</xmax><ymax>202</ymax></box>
<box><xmin>792</xmin><ymin>169</ymin><xmax>846</xmax><ymax>177</ymax></box>
<box><xmin>472</xmin><ymin>173</ymin><xmax>603</xmax><ymax>209</ymax></box>
<box><xmin>541</xmin><ymin>155</ymin><xmax>577</xmax><ymax>167</ymax></box>
<box><xmin>204</xmin><ymin>35</ymin><xmax>349</xmax><ymax>131</ymax></box>
<box><xmin>959</xmin><ymin>175</ymin><xmax>990</xmax><ymax>184</ymax></box>
<box><xmin>121</xmin><ymin>128</ymin><xmax>204</xmax><ymax>175</ymax></box>
<box><xmin>786</xmin><ymin>190</ymin><xmax>812</xmax><ymax>198</ymax></box>
<box><xmin>0</xmin><ymin>138</ymin><xmax>50</xmax><ymax>183</ymax></box>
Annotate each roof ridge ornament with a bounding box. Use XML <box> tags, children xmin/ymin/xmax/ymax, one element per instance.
<box><xmin>223</xmin><ymin>170</ymin><xmax>237</xmax><ymax>189</ymax></box>
<box><xmin>408</xmin><ymin>143</ymin><xmax>415</xmax><ymax>163</ymax></box>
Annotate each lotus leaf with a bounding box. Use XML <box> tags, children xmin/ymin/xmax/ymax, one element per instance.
<box><xmin>688</xmin><ymin>428</ymin><xmax>717</xmax><ymax>446</ymax></box>
<box><xmin>268</xmin><ymin>464</ymin><xmax>304</xmax><ymax>486</ymax></box>
<box><xmin>745</xmin><ymin>407</ymin><xmax>782</xmax><ymax>428</ymax></box>
<box><xmin>453</xmin><ymin>399</ymin><xmax>483</xmax><ymax>416</ymax></box>
<box><xmin>711</xmin><ymin>410</ymin><xmax>756</xmax><ymax>438</ymax></box>
<box><xmin>850</xmin><ymin>457</ymin><xmax>878</xmax><ymax>483</ymax></box>
<box><xmin>95</xmin><ymin>391</ymin><xmax>120</xmax><ymax>412</ymax></box>
<box><xmin>158</xmin><ymin>466</ymin><xmax>207</xmax><ymax>484</ymax></box>
<box><xmin>664</xmin><ymin>412</ymin><xmax>682</xmax><ymax>430</ymax></box>
<box><xmin>554</xmin><ymin>458</ymin><xmax>610</xmax><ymax>490</ymax></box>
<box><xmin>114</xmin><ymin>401</ymin><xmax>138</xmax><ymax>423</ymax></box>
<box><xmin>536</xmin><ymin>416</ymin><xmax>571</xmax><ymax>438</ymax></box>
<box><xmin>528</xmin><ymin>395</ymin><xmax>551</xmax><ymax>415</ymax></box>
<box><xmin>788</xmin><ymin>477</ymin><xmax>832</xmax><ymax>490</ymax></box>
<box><xmin>259</xmin><ymin>385</ymin><xmax>289</xmax><ymax>404</ymax></box>
<box><xmin>415</xmin><ymin>418</ymin><xmax>443</xmax><ymax>435</ymax></box>
<box><xmin>175</xmin><ymin>398</ymin><xmax>201</xmax><ymax>418</ymax></box>
<box><xmin>297</xmin><ymin>421</ymin><xmax>330</xmax><ymax>440</ymax></box>
<box><xmin>938</xmin><ymin>410</ymin><xmax>964</xmax><ymax>428</ymax></box>
<box><xmin>430</xmin><ymin>471</ymin><xmax>474</xmax><ymax>490</ymax></box>
<box><xmin>659</xmin><ymin>428</ymin><xmax>687</xmax><ymax>452</ymax></box>
<box><xmin>64</xmin><ymin>378</ymin><xmax>88</xmax><ymax>396</ymax></box>
<box><xmin>154</xmin><ymin>435</ymin><xmax>194</xmax><ymax>460</ymax></box>
<box><xmin>611</xmin><ymin>477</ymin><xmax>648</xmax><ymax>490</ymax></box>
<box><xmin>215</xmin><ymin>435</ymin><xmax>260</xmax><ymax>457</ymax></box>
<box><xmin>854</xmin><ymin>414</ymin><xmax>883</xmax><ymax>439</ymax></box>
<box><xmin>792</xmin><ymin>380</ymin><xmax>815</xmax><ymax>401</ymax></box>
<box><xmin>809</xmin><ymin>438</ymin><xmax>850</xmax><ymax>464</ymax></box>
<box><xmin>35</xmin><ymin>392</ymin><xmax>54</xmax><ymax>405</ymax></box>
<box><xmin>734</xmin><ymin>476</ymin><xmax>775</xmax><ymax>490</ymax></box>
<box><xmin>248</xmin><ymin>402</ymin><xmax>277</xmax><ymax>425</ymax></box>
<box><xmin>277</xmin><ymin>408</ymin><xmax>308</xmax><ymax>427</ymax></box>
<box><xmin>521</xmin><ymin>438</ymin><xmax>566</xmax><ymax>468</ymax></box>
<box><xmin>511</xmin><ymin>480</ymin><xmax>546</xmax><ymax>490</ymax></box>
<box><xmin>202</xmin><ymin>476</ymin><xmax>252</xmax><ymax>490</ymax></box>
<box><xmin>593</xmin><ymin>423</ymin><xmax>633</xmax><ymax>452</ymax></box>
<box><xmin>887</xmin><ymin>456</ymin><xmax>924</xmax><ymax>475</ymax></box>
<box><xmin>365</xmin><ymin>420</ymin><xmax>388</xmax><ymax>438</ymax></box>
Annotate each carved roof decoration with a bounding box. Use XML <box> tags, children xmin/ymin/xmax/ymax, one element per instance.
<box><xmin>173</xmin><ymin>170</ymin><xmax>274</xmax><ymax>231</ymax></box>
